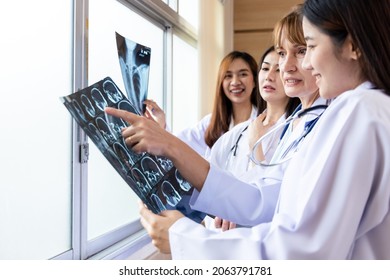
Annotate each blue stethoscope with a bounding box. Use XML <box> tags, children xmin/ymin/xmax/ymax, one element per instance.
<box><xmin>250</xmin><ymin>104</ymin><xmax>329</xmax><ymax>166</ymax></box>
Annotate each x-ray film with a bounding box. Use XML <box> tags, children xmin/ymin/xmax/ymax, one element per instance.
<box><xmin>116</xmin><ymin>32</ymin><xmax>151</xmax><ymax>115</ymax></box>
<box><xmin>61</xmin><ymin>77</ymin><xmax>206</xmax><ymax>223</ymax></box>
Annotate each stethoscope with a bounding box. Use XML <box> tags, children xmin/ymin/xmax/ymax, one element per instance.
<box><xmin>279</xmin><ymin>104</ymin><xmax>328</xmax><ymax>140</ymax></box>
<box><xmin>249</xmin><ymin>104</ymin><xmax>329</xmax><ymax>166</ymax></box>
<box><xmin>225</xmin><ymin>104</ymin><xmax>329</xmax><ymax>169</ymax></box>
<box><xmin>229</xmin><ymin>125</ymin><xmax>249</xmax><ymax>157</ymax></box>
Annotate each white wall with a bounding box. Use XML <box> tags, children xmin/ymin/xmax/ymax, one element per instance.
<box><xmin>198</xmin><ymin>0</ymin><xmax>233</xmax><ymax>117</ymax></box>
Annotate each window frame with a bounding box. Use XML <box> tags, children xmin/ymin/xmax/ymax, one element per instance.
<box><xmin>51</xmin><ymin>0</ymin><xmax>200</xmax><ymax>260</ymax></box>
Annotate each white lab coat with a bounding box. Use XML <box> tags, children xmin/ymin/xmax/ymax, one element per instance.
<box><xmin>175</xmin><ymin>106</ymin><xmax>258</xmax><ymax>158</ymax></box>
<box><xmin>169</xmin><ymin>82</ymin><xmax>390</xmax><ymax>259</ymax></box>
<box><xmin>207</xmin><ymin>114</ymin><xmax>286</xmax><ymax>177</ymax></box>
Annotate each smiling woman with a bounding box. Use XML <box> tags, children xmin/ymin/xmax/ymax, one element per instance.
<box><xmin>175</xmin><ymin>51</ymin><xmax>260</xmax><ymax>158</ymax></box>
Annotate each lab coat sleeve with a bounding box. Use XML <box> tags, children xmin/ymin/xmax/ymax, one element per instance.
<box><xmin>169</xmin><ymin>217</ymin><xmax>270</xmax><ymax>259</ymax></box>
<box><xmin>190</xmin><ymin>163</ymin><xmax>283</xmax><ymax>226</ymax></box>
<box><xmin>175</xmin><ymin>114</ymin><xmax>211</xmax><ymax>157</ymax></box>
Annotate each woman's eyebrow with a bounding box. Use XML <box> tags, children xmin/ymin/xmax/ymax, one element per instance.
<box><xmin>226</xmin><ymin>68</ymin><xmax>250</xmax><ymax>74</ymax></box>
<box><xmin>304</xmin><ymin>35</ymin><xmax>313</xmax><ymax>42</ymax></box>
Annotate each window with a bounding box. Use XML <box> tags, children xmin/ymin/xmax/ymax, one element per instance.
<box><xmin>0</xmin><ymin>0</ymin><xmax>207</xmax><ymax>260</ymax></box>
<box><xmin>0</xmin><ymin>0</ymin><xmax>73</xmax><ymax>259</ymax></box>
<box><xmin>86</xmin><ymin>0</ymin><xmax>165</xmax><ymax>258</ymax></box>
<box><xmin>177</xmin><ymin>0</ymin><xmax>199</xmax><ymax>31</ymax></box>
<box><xmin>86</xmin><ymin>0</ymin><xmax>199</xmax><ymax>259</ymax></box>
<box><xmin>159</xmin><ymin>0</ymin><xmax>199</xmax><ymax>30</ymax></box>
<box><xmin>171</xmin><ymin>34</ymin><xmax>199</xmax><ymax>132</ymax></box>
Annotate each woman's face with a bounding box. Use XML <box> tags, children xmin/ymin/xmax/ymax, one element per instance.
<box><xmin>258</xmin><ymin>51</ymin><xmax>289</xmax><ymax>105</ymax></box>
<box><xmin>222</xmin><ymin>58</ymin><xmax>255</xmax><ymax>106</ymax></box>
<box><xmin>277</xmin><ymin>32</ymin><xmax>318</xmax><ymax>100</ymax></box>
<box><xmin>302</xmin><ymin>17</ymin><xmax>363</xmax><ymax>99</ymax></box>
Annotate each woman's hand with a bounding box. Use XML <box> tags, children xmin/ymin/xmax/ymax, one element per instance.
<box><xmin>105</xmin><ymin>107</ymin><xmax>174</xmax><ymax>156</ymax></box>
<box><xmin>105</xmin><ymin>107</ymin><xmax>210</xmax><ymax>192</ymax></box>
<box><xmin>139</xmin><ymin>201</ymin><xmax>184</xmax><ymax>254</ymax></box>
<box><xmin>143</xmin><ymin>99</ymin><xmax>167</xmax><ymax>129</ymax></box>
<box><xmin>214</xmin><ymin>216</ymin><xmax>236</xmax><ymax>231</ymax></box>
<box><xmin>247</xmin><ymin>112</ymin><xmax>275</xmax><ymax>163</ymax></box>
<box><xmin>247</xmin><ymin>112</ymin><xmax>268</xmax><ymax>150</ymax></box>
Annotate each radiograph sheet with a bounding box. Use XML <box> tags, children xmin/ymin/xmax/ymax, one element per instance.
<box><xmin>116</xmin><ymin>32</ymin><xmax>151</xmax><ymax>115</ymax></box>
<box><xmin>61</xmin><ymin>77</ymin><xmax>205</xmax><ymax>223</ymax></box>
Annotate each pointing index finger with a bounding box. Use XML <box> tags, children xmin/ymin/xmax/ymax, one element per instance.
<box><xmin>104</xmin><ymin>107</ymin><xmax>138</xmax><ymax>123</ymax></box>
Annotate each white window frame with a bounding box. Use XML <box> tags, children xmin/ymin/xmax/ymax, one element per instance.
<box><xmin>51</xmin><ymin>0</ymin><xmax>199</xmax><ymax>260</ymax></box>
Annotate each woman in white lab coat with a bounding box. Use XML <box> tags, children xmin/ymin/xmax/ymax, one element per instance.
<box><xmin>145</xmin><ymin>51</ymin><xmax>260</xmax><ymax>158</ymax></box>
<box><xmin>106</xmin><ymin>0</ymin><xmax>390</xmax><ymax>259</ymax></box>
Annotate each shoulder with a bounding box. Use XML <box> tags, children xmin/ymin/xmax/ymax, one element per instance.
<box><xmin>314</xmin><ymin>83</ymin><xmax>390</xmax><ymax>145</ymax></box>
<box><xmin>211</xmin><ymin>120</ymin><xmax>251</xmax><ymax>152</ymax></box>
<box><xmin>329</xmin><ymin>83</ymin><xmax>390</xmax><ymax>119</ymax></box>
<box><xmin>214</xmin><ymin>121</ymin><xmax>247</xmax><ymax>145</ymax></box>
<box><xmin>199</xmin><ymin>113</ymin><xmax>212</xmax><ymax>125</ymax></box>
<box><xmin>225</xmin><ymin>119</ymin><xmax>252</xmax><ymax>139</ymax></box>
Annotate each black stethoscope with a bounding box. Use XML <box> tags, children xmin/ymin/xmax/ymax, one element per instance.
<box><xmin>229</xmin><ymin>125</ymin><xmax>249</xmax><ymax>157</ymax></box>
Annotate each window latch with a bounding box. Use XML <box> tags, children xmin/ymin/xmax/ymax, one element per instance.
<box><xmin>80</xmin><ymin>143</ymin><xmax>89</xmax><ymax>163</ymax></box>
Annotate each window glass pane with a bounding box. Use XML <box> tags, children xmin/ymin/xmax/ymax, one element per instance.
<box><xmin>0</xmin><ymin>0</ymin><xmax>73</xmax><ymax>259</ymax></box>
<box><xmin>167</xmin><ymin>0</ymin><xmax>178</xmax><ymax>11</ymax></box>
<box><xmin>178</xmin><ymin>0</ymin><xmax>199</xmax><ymax>30</ymax></box>
<box><xmin>171</xmin><ymin>34</ymin><xmax>199</xmax><ymax>133</ymax></box>
<box><xmin>88</xmin><ymin>0</ymin><xmax>164</xmax><ymax>240</ymax></box>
